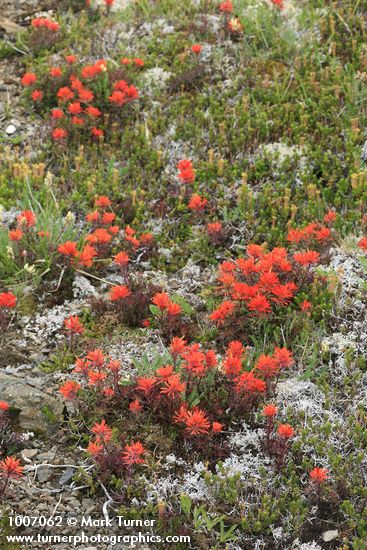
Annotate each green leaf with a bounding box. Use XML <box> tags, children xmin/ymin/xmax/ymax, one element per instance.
<box><xmin>179</xmin><ymin>493</ymin><xmax>192</xmax><ymax>518</ymax></box>
<box><xmin>149</xmin><ymin>304</ymin><xmax>161</xmax><ymax>316</ymax></box>
<box><xmin>359</xmin><ymin>256</ymin><xmax>367</xmax><ymax>274</ymax></box>
<box><xmin>219</xmin><ymin>521</ymin><xmax>239</xmax><ymax>543</ymax></box>
<box><xmin>171</xmin><ymin>294</ymin><xmax>194</xmax><ymax>316</ymax></box>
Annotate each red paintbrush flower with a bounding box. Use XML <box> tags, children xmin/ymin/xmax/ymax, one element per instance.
<box><xmin>58</xmin><ymin>241</ymin><xmax>78</xmax><ymax>257</ymax></box>
<box><xmin>87</xmin><ymin>440</ymin><xmax>103</xmax><ymax>456</ymax></box>
<box><xmin>0</xmin><ymin>292</ymin><xmax>17</xmax><ymax>309</ymax></box>
<box><xmin>219</xmin><ymin>1</ymin><xmax>233</xmax><ymax>12</ymax></box>
<box><xmin>188</xmin><ymin>194</ymin><xmax>207</xmax><ymax>212</ymax></box>
<box><xmin>184</xmin><ymin>408</ymin><xmax>210</xmax><ymax>436</ymax></box>
<box><xmin>152</xmin><ymin>292</ymin><xmax>171</xmax><ymax>310</ymax></box>
<box><xmin>212</xmin><ymin>422</ymin><xmax>223</xmax><ymax>433</ymax></box>
<box><xmin>262</xmin><ymin>404</ymin><xmax>277</xmax><ymax>417</ymax></box>
<box><xmin>169</xmin><ymin>336</ymin><xmax>187</xmax><ymax>356</ymax></box>
<box><xmin>210</xmin><ymin>300</ymin><xmax>235</xmax><ymax>324</ymax></box>
<box><xmin>91</xmin><ymin>419</ymin><xmax>112</xmax><ymax>442</ymax></box>
<box><xmin>293</xmin><ymin>250</ymin><xmax>320</xmax><ymax>266</ymax></box>
<box><xmin>358</xmin><ymin>237</ymin><xmax>367</xmax><ymax>252</ymax></box>
<box><xmin>21</xmin><ymin>73</ymin><xmax>37</xmax><ymax>87</ymax></box>
<box><xmin>160</xmin><ymin>374</ymin><xmax>186</xmax><ymax>399</ymax></box>
<box><xmin>0</xmin><ymin>456</ymin><xmax>23</xmax><ymax>479</ymax></box>
<box><xmin>109</xmin><ymin>285</ymin><xmax>131</xmax><ymax>301</ymax></box>
<box><xmin>0</xmin><ymin>401</ymin><xmax>10</xmax><ymax>412</ymax></box>
<box><xmin>114</xmin><ymin>251</ymin><xmax>129</xmax><ymax>267</ymax></box>
<box><xmin>191</xmin><ymin>44</ymin><xmax>202</xmax><ymax>55</ymax></box>
<box><xmin>310</xmin><ymin>467</ymin><xmax>329</xmax><ymax>483</ymax></box>
<box><xmin>17</xmin><ymin>210</ymin><xmax>36</xmax><ymax>227</ymax></box>
<box><xmin>94</xmin><ymin>196</ymin><xmax>111</xmax><ymax>208</ymax></box>
<box><xmin>247</xmin><ymin>294</ymin><xmax>271</xmax><ymax>315</ymax></box>
<box><xmin>64</xmin><ymin>315</ymin><xmax>85</xmax><ymax>335</ymax></box>
<box><xmin>277</xmin><ymin>424</ymin><xmax>295</xmax><ymax>439</ymax></box>
<box><xmin>77</xmin><ymin>245</ymin><xmax>97</xmax><ymax>268</ymax></box>
<box><xmin>52</xmin><ymin>128</ymin><xmax>68</xmax><ymax>140</ymax></box>
<box><xmin>59</xmin><ymin>380</ymin><xmax>81</xmax><ymax>400</ymax></box>
<box><xmin>122</xmin><ymin>441</ymin><xmax>146</xmax><ymax>466</ymax></box>
<box><xmin>129</xmin><ymin>399</ymin><xmax>143</xmax><ymax>414</ymax></box>
<box><xmin>136</xmin><ymin>376</ymin><xmax>156</xmax><ymax>394</ymax></box>
<box><xmin>9</xmin><ymin>229</ymin><xmax>23</xmax><ymax>241</ymax></box>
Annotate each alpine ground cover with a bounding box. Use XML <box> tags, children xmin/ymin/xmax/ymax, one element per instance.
<box><xmin>1</xmin><ymin>0</ymin><xmax>367</xmax><ymax>548</ymax></box>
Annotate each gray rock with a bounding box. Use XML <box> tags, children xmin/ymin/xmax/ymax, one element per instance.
<box><xmin>58</xmin><ymin>468</ymin><xmax>75</xmax><ymax>486</ymax></box>
<box><xmin>322</xmin><ymin>530</ymin><xmax>339</xmax><ymax>542</ymax></box>
<box><xmin>0</xmin><ymin>371</ymin><xmax>63</xmax><ymax>434</ymax></box>
<box><xmin>37</xmin><ymin>466</ymin><xmax>53</xmax><ymax>483</ymax></box>
<box><xmin>21</xmin><ymin>449</ymin><xmax>38</xmax><ymax>460</ymax></box>
<box><xmin>37</xmin><ymin>447</ymin><xmax>57</xmax><ymax>462</ymax></box>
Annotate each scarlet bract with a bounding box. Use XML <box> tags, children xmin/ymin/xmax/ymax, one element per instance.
<box><xmin>0</xmin><ymin>292</ymin><xmax>17</xmax><ymax>309</ymax></box>
<box><xmin>21</xmin><ymin>56</ymin><xmax>141</xmax><ymax>144</ymax></box>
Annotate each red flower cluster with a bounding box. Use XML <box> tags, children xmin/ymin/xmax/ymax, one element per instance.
<box><xmin>0</xmin><ymin>291</ymin><xmax>17</xmax><ymax>330</ymax></box>
<box><xmin>59</xmin><ymin>349</ymin><xmax>125</xmax><ymax>399</ymax></box>
<box><xmin>219</xmin><ymin>1</ymin><xmax>233</xmax><ymax>13</ymax></box>
<box><xmin>135</xmin><ymin>364</ymin><xmax>186</xmax><ymax>404</ymax></box>
<box><xmin>122</xmin><ymin>441</ymin><xmax>146</xmax><ymax>466</ymax></box>
<box><xmin>7</xmin><ymin>209</ymin><xmax>36</xmax><ymax>245</ymax></box>
<box><xmin>271</xmin><ymin>0</ymin><xmax>284</xmax><ymax>9</ymax></box>
<box><xmin>21</xmin><ymin>73</ymin><xmax>37</xmax><ymax>87</ymax></box>
<box><xmin>287</xmin><ymin>222</ymin><xmax>332</xmax><ymax>247</ymax></box>
<box><xmin>17</xmin><ymin>209</ymin><xmax>36</xmax><ymax>228</ymax></box>
<box><xmin>120</xmin><ymin>57</ymin><xmax>145</xmax><ymax>67</ymax></box>
<box><xmin>262</xmin><ymin>407</ymin><xmax>296</xmax><ymax>468</ymax></box>
<box><xmin>310</xmin><ymin>467</ymin><xmax>329</xmax><ymax>484</ymax></box>
<box><xmin>31</xmin><ymin>18</ymin><xmax>60</xmax><ymax>32</ymax></box>
<box><xmin>21</xmin><ymin>56</ymin><xmax>140</xmax><ymax>143</ymax></box>
<box><xmin>221</xmin><ymin>342</ymin><xmax>293</xmax><ymax>411</ymax></box>
<box><xmin>57</xmin><ymin>197</ymin><xmax>121</xmax><ymax>268</ymax></box>
<box><xmin>173</xmin><ymin>405</ymin><xmax>223</xmax><ymax>437</ymax></box>
<box><xmin>210</xmin><ymin>243</ymin><xmax>321</xmax><ymax>326</ymax></box>
<box><xmin>109</xmin><ymin>285</ymin><xmax>131</xmax><ymax>301</ymax></box>
<box><xmin>114</xmin><ymin>251</ymin><xmax>129</xmax><ymax>268</ymax></box>
<box><xmin>0</xmin><ymin>292</ymin><xmax>17</xmax><ymax>309</ymax></box>
<box><xmin>191</xmin><ymin>44</ymin><xmax>202</xmax><ymax>55</ymax></box>
<box><xmin>177</xmin><ymin>159</ymin><xmax>195</xmax><ymax>184</ymax></box>
<box><xmin>177</xmin><ymin>407</ymin><xmax>210</xmax><ymax>436</ymax></box>
<box><xmin>63</xmin><ymin>316</ymin><xmax>85</xmax><ymax>351</ymax></box>
<box><xmin>180</xmin><ymin>343</ymin><xmax>217</xmax><ymax>377</ymax></box>
<box><xmin>207</xmin><ymin>222</ymin><xmax>222</xmax><ymax>235</ymax></box>
<box><xmin>0</xmin><ymin>456</ymin><xmax>24</xmax><ymax>480</ymax></box>
<box><xmin>152</xmin><ymin>292</ymin><xmax>182</xmax><ymax>316</ymax></box>
<box><xmin>358</xmin><ymin>237</ymin><xmax>367</xmax><ymax>252</ymax></box>
<box><xmin>58</xmin><ymin>197</ymin><xmax>154</xmax><ymax>274</ymax></box>
<box><xmin>109</xmin><ymin>80</ymin><xmax>139</xmax><ymax>106</ymax></box>
<box><xmin>0</xmin><ymin>400</ymin><xmax>10</xmax><ymax>412</ymax></box>
<box><xmin>59</xmin><ymin>380</ymin><xmax>81</xmax><ymax>400</ymax></box>
<box><xmin>86</xmin><ymin>417</ymin><xmax>146</xmax><ymax>474</ymax></box>
<box><xmin>188</xmin><ymin>194</ymin><xmax>207</xmax><ymax>212</ymax></box>
<box><xmin>123</xmin><ymin>225</ymin><xmax>154</xmax><ymax>252</ymax></box>
<box><xmin>64</xmin><ymin>315</ymin><xmax>85</xmax><ymax>335</ymax></box>
<box><xmin>255</xmin><ymin>347</ymin><xmax>294</xmax><ymax>380</ymax></box>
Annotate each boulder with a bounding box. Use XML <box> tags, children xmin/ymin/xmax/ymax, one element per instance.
<box><xmin>0</xmin><ymin>371</ymin><xmax>63</xmax><ymax>435</ymax></box>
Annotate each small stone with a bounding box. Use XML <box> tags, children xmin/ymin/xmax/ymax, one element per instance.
<box><xmin>21</xmin><ymin>449</ymin><xmax>38</xmax><ymax>460</ymax></box>
<box><xmin>37</xmin><ymin>466</ymin><xmax>53</xmax><ymax>483</ymax></box>
<box><xmin>5</xmin><ymin>124</ymin><xmax>17</xmax><ymax>135</ymax></box>
<box><xmin>58</xmin><ymin>468</ymin><xmax>75</xmax><ymax>486</ymax></box>
<box><xmin>322</xmin><ymin>530</ymin><xmax>339</xmax><ymax>542</ymax></box>
<box><xmin>37</xmin><ymin>447</ymin><xmax>57</xmax><ymax>462</ymax></box>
